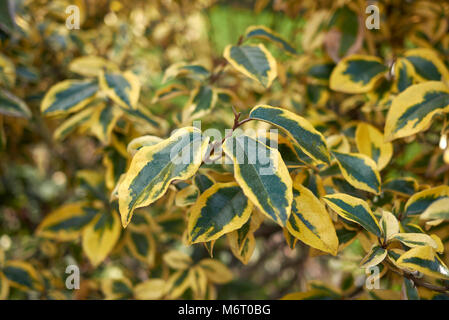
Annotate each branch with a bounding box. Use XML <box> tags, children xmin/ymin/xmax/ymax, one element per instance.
<box><xmin>385</xmin><ymin>259</ymin><xmax>449</xmax><ymax>298</ymax></box>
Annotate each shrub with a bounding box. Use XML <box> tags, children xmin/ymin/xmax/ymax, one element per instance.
<box><xmin>1</xmin><ymin>0</ymin><xmax>449</xmax><ymax>300</ymax></box>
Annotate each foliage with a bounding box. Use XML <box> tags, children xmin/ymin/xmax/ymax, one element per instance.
<box><xmin>1</xmin><ymin>0</ymin><xmax>449</xmax><ymax>300</ymax></box>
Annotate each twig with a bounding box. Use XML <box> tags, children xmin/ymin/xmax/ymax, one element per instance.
<box><xmin>385</xmin><ymin>259</ymin><xmax>449</xmax><ymax>297</ymax></box>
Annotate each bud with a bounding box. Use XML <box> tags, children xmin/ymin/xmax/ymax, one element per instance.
<box><xmin>440</xmin><ymin>134</ymin><xmax>447</xmax><ymax>150</ymax></box>
<box><xmin>444</xmin><ymin>148</ymin><xmax>449</xmax><ymax>164</ymax></box>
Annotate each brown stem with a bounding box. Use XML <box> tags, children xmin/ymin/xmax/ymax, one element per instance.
<box><xmin>385</xmin><ymin>259</ymin><xmax>449</xmax><ymax>297</ymax></box>
<box><xmin>203</xmin><ymin>106</ymin><xmax>254</xmax><ymax>163</ymax></box>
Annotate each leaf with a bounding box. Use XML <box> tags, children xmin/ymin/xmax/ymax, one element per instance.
<box><xmin>249</xmin><ymin>105</ymin><xmax>330</xmax><ymax>164</ymax></box>
<box><xmin>101</xmin><ymin>277</ymin><xmax>134</xmax><ymax>300</ymax></box>
<box><xmin>126</xmin><ymin>229</ymin><xmax>156</xmax><ymax>265</ymax></box>
<box><xmin>223</xmin><ymin>44</ymin><xmax>277</xmax><ymax>87</ymax></box>
<box><xmin>404</xmin><ymin>48</ymin><xmax>449</xmax><ymax>82</ymax></box>
<box><xmin>194</xmin><ymin>173</ymin><xmax>215</xmax><ymax>193</ymax></box>
<box><xmin>222</xmin><ymin>134</ymin><xmax>292</xmax><ymax>226</ymax></box>
<box><xmin>355</xmin><ymin>122</ymin><xmax>393</xmax><ymax>171</ymax></box>
<box><xmin>166</xmin><ymin>269</ymin><xmax>192</xmax><ymax>299</ymax></box>
<box><xmin>188</xmin><ymin>182</ymin><xmax>253</xmax><ymax>243</ymax></box>
<box><xmin>393</xmin><ymin>58</ymin><xmax>417</xmax><ymax>93</ymax></box>
<box><xmin>0</xmin><ymin>53</ymin><xmax>15</xmax><ymax>87</ymax></box>
<box><xmin>382</xmin><ymin>177</ymin><xmax>418</xmax><ymax>197</ymax></box>
<box><xmin>286</xmin><ymin>183</ymin><xmax>338</xmax><ymax>255</ymax></box>
<box><xmin>396</xmin><ymin>246</ymin><xmax>449</xmax><ymax>280</ymax></box>
<box><xmin>36</xmin><ymin>203</ymin><xmax>98</xmax><ymax>241</ymax></box>
<box><xmin>392</xmin><ymin>233</ymin><xmax>442</xmax><ymax>252</ymax></box>
<box><xmin>384</xmin><ymin>81</ymin><xmax>449</xmax><ymax>141</ymax></box>
<box><xmin>68</xmin><ymin>56</ymin><xmax>118</xmax><ymax>77</ymax></box>
<box><xmin>283</xmin><ymin>228</ymin><xmax>298</xmax><ymax>250</ymax></box>
<box><xmin>307</xmin><ymin>61</ymin><xmax>335</xmax><ymax>82</ymax></box>
<box><xmin>326</xmin><ymin>5</ymin><xmax>362</xmax><ymax>59</ymax></box>
<box><xmin>163</xmin><ymin>250</ymin><xmax>192</xmax><ymax>270</ymax></box>
<box><xmin>41</xmin><ymin>79</ymin><xmax>99</xmax><ymax>116</ymax></box>
<box><xmin>134</xmin><ymin>279</ymin><xmax>166</xmax><ymax>300</ymax></box>
<box><xmin>175</xmin><ymin>184</ymin><xmax>199</xmax><ymax>207</ymax></box>
<box><xmin>244</xmin><ymin>25</ymin><xmax>297</xmax><ymax>54</ymax></box>
<box><xmin>228</xmin><ymin>231</ymin><xmax>256</xmax><ymax>265</ymax></box>
<box><xmin>336</xmin><ymin>226</ymin><xmax>358</xmax><ymax>250</ymax></box>
<box><xmin>88</xmin><ymin>102</ymin><xmax>122</xmax><ymax>144</ymax></box>
<box><xmin>198</xmin><ymin>259</ymin><xmax>233</xmax><ymax>284</ymax></box>
<box><xmin>404</xmin><ymin>186</ymin><xmax>449</xmax><ymax>216</ymax></box>
<box><xmin>182</xmin><ymin>85</ymin><xmax>217</xmax><ymax>121</ymax></box>
<box><xmin>323</xmin><ymin>193</ymin><xmax>382</xmax><ymax>237</ymax></box>
<box><xmin>81</xmin><ymin>210</ymin><xmax>121</xmax><ymax>267</ymax></box>
<box><xmin>402</xmin><ymin>278</ymin><xmax>419</xmax><ymax>300</ymax></box>
<box><xmin>53</xmin><ymin>106</ymin><xmax>96</xmax><ymax>141</ymax></box>
<box><xmin>190</xmin><ymin>266</ymin><xmax>208</xmax><ymax>299</ymax></box>
<box><xmin>99</xmin><ymin>70</ymin><xmax>141</xmax><ymax>109</ymax></box>
<box><xmin>126</xmin><ymin>135</ymin><xmax>163</xmax><ymax>157</ymax></box>
<box><xmin>121</xmin><ymin>104</ymin><xmax>163</xmax><ymax>132</ymax></box>
<box><xmin>0</xmin><ymin>272</ymin><xmax>9</xmax><ymax>299</ymax></box>
<box><xmin>360</xmin><ymin>245</ymin><xmax>387</xmax><ymax>269</ymax></box>
<box><xmin>0</xmin><ymin>88</ymin><xmax>31</xmax><ymax>118</ymax></box>
<box><xmin>3</xmin><ymin>261</ymin><xmax>43</xmax><ymax>291</ymax></box>
<box><xmin>152</xmin><ymin>84</ymin><xmax>187</xmax><ymax>103</ymax></box>
<box><xmin>118</xmin><ymin>127</ymin><xmax>209</xmax><ymax>227</ymax></box>
<box><xmin>327</xmin><ymin>134</ymin><xmax>350</xmax><ymax>154</ymax></box>
<box><xmin>293</xmin><ymin>169</ymin><xmax>326</xmax><ymax>198</ymax></box>
<box><xmin>329</xmin><ymin>55</ymin><xmax>388</xmax><ymax>93</ymax></box>
<box><xmin>379</xmin><ymin>210</ymin><xmax>399</xmax><ymax>241</ymax></box>
<box><xmin>420</xmin><ymin>197</ymin><xmax>449</xmax><ymax>220</ymax></box>
<box><xmin>387</xmin><ymin>248</ymin><xmax>405</xmax><ymax>266</ymax></box>
<box><xmin>227</xmin><ymin>212</ymin><xmax>263</xmax><ymax>264</ymax></box>
<box><xmin>104</xmin><ymin>144</ymin><xmax>128</xmax><ymax>190</ymax></box>
<box><xmin>306</xmin><ymin>84</ymin><xmax>329</xmax><ymax>106</ymax></box>
<box><xmin>162</xmin><ymin>63</ymin><xmax>210</xmax><ymax>83</ymax></box>
<box><xmin>332</xmin><ymin>151</ymin><xmax>381</xmax><ymax>194</ymax></box>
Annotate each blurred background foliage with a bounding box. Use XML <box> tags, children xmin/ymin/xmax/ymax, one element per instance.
<box><xmin>1</xmin><ymin>0</ymin><xmax>449</xmax><ymax>300</ymax></box>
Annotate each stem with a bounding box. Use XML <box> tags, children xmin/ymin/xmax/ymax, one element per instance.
<box><xmin>202</xmin><ymin>106</ymin><xmax>254</xmax><ymax>164</ymax></box>
<box><xmin>385</xmin><ymin>259</ymin><xmax>449</xmax><ymax>297</ymax></box>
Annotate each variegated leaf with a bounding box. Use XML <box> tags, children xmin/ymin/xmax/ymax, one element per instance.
<box><xmin>188</xmin><ymin>182</ymin><xmax>253</xmax><ymax>243</ymax></box>
<box><xmin>81</xmin><ymin>210</ymin><xmax>121</xmax><ymax>267</ymax></box>
<box><xmin>355</xmin><ymin>122</ymin><xmax>392</xmax><ymax>171</ymax></box>
<box><xmin>245</xmin><ymin>25</ymin><xmax>297</xmax><ymax>54</ymax></box>
<box><xmin>329</xmin><ymin>55</ymin><xmax>388</xmax><ymax>93</ymax></box>
<box><xmin>222</xmin><ymin>134</ymin><xmax>292</xmax><ymax>226</ymax></box>
<box><xmin>385</xmin><ymin>81</ymin><xmax>449</xmax><ymax>141</ymax></box>
<box><xmin>99</xmin><ymin>70</ymin><xmax>140</xmax><ymax>110</ymax></box>
<box><xmin>36</xmin><ymin>203</ymin><xmax>98</xmax><ymax>241</ymax></box>
<box><xmin>3</xmin><ymin>261</ymin><xmax>43</xmax><ymax>292</ymax></box>
<box><xmin>404</xmin><ymin>48</ymin><xmax>449</xmax><ymax>82</ymax></box>
<box><xmin>249</xmin><ymin>105</ymin><xmax>330</xmax><ymax>164</ymax></box>
<box><xmin>41</xmin><ymin>79</ymin><xmax>99</xmax><ymax>116</ymax></box>
<box><xmin>118</xmin><ymin>127</ymin><xmax>209</xmax><ymax>227</ymax></box>
<box><xmin>323</xmin><ymin>193</ymin><xmax>382</xmax><ymax>237</ymax></box>
<box><xmin>405</xmin><ymin>186</ymin><xmax>449</xmax><ymax>216</ymax></box>
<box><xmin>224</xmin><ymin>44</ymin><xmax>277</xmax><ymax>88</ymax></box>
<box><xmin>0</xmin><ymin>88</ymin><xmax>31</xmax><ymax>118</ymax></box>
<box><xmin>287</xmin><ymin>183</ymin><xmax>338</xmax><ymax>255</ymax></box>
<box><xmin>360</xmin><ymin>245</ymin><xmax>387</xmax><ymax>268</ymax></box>
<box><xmin>396</xmin><ymin>246</ymin><xmax>449</xmax><ymax>280</ymax></box>
<box><xmin>332</xmin><ymin>151</ymin><xmax>381</xmax><ymax>194</ymax></box>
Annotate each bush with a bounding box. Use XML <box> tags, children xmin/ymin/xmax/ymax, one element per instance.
<box><xmin>1</xmin><ymin>0</ymin><xmax>449</xmax><ymax>300</ymax></box>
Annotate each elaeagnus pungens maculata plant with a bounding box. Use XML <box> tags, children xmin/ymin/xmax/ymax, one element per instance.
<box><xmin>1</xmin><ymin>0</ymin><xmax>449</xmax><ymax>300</ymax></box>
